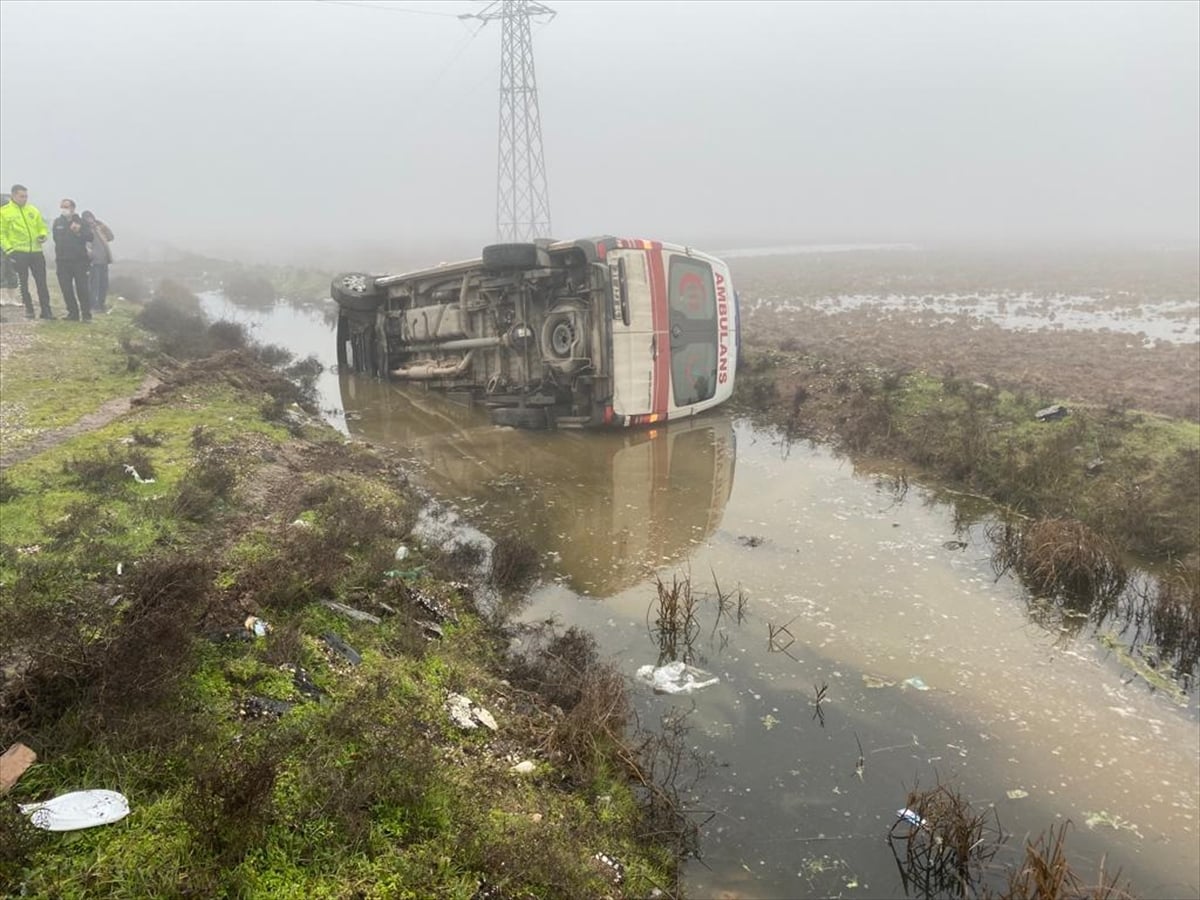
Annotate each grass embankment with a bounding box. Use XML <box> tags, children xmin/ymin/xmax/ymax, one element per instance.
<box><xmin>0</xmin><ymin>289</ymin><xmax>679</xmax><ymax>898</ymax></box>
<box><xmin>733</xmin><ymin>348</ymin><xmax>1200</xmax><ymax>681</ymax></box>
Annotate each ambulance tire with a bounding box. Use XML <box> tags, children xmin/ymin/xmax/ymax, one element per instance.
<box><xmin>482</xmin><ymin>243</ymin><xmax>541</xmax><ymax>271</ymax></box>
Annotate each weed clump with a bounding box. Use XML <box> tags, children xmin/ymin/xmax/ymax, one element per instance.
<box><xmin>207</xmin><ymin>319</ymin><xmax>249</xmax><ymax>351</ymax></box>
<box><xmin>508</xmin><ymin>626</ymin><xmax>630</xmax><ymax>782</ymax></box>
<box><xmin>991</xmin><ymin>517</ymin><xmax>1127</xmax><ymax>609</ymax></box>
<box><xmin>62</xmin><ymin>444</ymin><xmax>156</xmax><ymax>494</ymax></box>
<box><xmin>0</xmin><ymin>473</ymin><xmax>22</xmax><ymax>503</ymax></box>
<box><xmin>993</xmin><ymin>821</ymin><xmax>1134</xmax><ymax>900</ymax></box>
<box><xmin>184</xmin><ymin>735</ymin><xmax>289</xmax><ymax>871</ymax></box>
<box><xmin>231</xmin><ymin>478</ymin><xmax>408</xmax><ymax>613</ymax></box>
<box><xmin>174</xmin><ymin>451</ymin><xmax>237</xmax><ymax>522</ymax></box>
<box><xmin>1148</xmin><ymin>562</ymin><xmax>1200</xmax><ymax>674</ymax></box>
<box><xmin>491</xmin><ymin>535</ymin><xmax>539</xmax><ymax>593</ymax></box>
<box><xmin>0</xmin><ymin>552</ymin><xmax>211</xmax><ymax>750</ymax></box>
<box><xmin>889</xmin><ymin>777</ymin><xmax>1004</xmax><ymax>898</ymax></box>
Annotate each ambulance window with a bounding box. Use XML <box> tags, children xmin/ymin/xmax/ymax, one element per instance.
<box><xmin>668</xmin><ymin>257</ymin><xmax>718</xmax><ymax>406</ymax></box>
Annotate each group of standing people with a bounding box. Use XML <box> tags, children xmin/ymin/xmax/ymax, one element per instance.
<box><xmin>0</xmin><ymin>184</ymin><xmax>115</xmax><ymax>321</ymax></box>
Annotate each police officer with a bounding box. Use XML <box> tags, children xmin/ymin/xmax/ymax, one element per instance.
<box><xmin>0</xmin><ymin>183</ymin><xmax>52</xmax><ymax>319</ymax></box>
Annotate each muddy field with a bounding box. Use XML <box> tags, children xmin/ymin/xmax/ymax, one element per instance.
<box><xmin>730</xmin><ymin>246</ymin><xmax>1200</xmax><ymax>422</ymax></box>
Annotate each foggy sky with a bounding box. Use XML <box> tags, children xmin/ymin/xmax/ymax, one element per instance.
<box><xmin>1</xmin><ymin>0</ymin><xmax>1197</xmax><ymax>267</ymax></box>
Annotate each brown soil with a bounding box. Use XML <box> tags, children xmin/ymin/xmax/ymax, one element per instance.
<box><xmin>731</xmin><ymin>250</ymin><xmax>1200</xmax><ymax>422</ymax></box>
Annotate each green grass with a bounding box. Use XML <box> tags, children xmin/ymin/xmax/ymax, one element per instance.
<box><xmin>1</xmin><ymin>288</ymin><xmax>679</xmax><ymax>899</ymax></box>
<box><xmin>0</xmin><ymin>307</ymin><xmax>148</xmax><ymax>449</ymax></box>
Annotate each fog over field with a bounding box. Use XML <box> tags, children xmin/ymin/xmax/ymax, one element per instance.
<box><xmin>1</xmin><ymin>0</ymin><xmax>1197</xmax><ymax>266</ymax></box>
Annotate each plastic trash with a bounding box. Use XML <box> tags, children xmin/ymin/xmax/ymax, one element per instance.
<box><xmin>394</xmin><ymin>545</ymin><xmax>410</xmax><ymax>561</ymax></box>
<box><xmin>510</xmin><ymin>760</ymin><xmax>536</xmax><ymax>775</ymax></box>
<box><xmin>902</xmin><ymin>676</ymin><xmax>930</xmax><ymax>691</ymax></box>
<box><xmin>244</xmin><ymin>616</ymin><xmax>271</xmax><ymax>638</ymax></box>
<box><xmin>1006</xmin><ymin>789</ymin><xmax>1029</xmax><ymax>800</ymax></box>
<box><xmin>19</xmin><ymin>790</ymin><xmax>130</xmax><ymax>831</ymax></box>
<box><xmin>382</xmin><ymin>567</ymin><xmax>425</xmax><ymax>582</ymax></box>
<box><xmin>635</xmin><ymin>661</ymin><xmax>719</xmax><ymax>695</ymax></box>
<box><xmin>123</xmin><ymin>464</ymin><xmax>155</xmax><ymax>484</ymax></box>
<box><xmin>896</xmin><ymin>807</ymin><xmax>926</xmax><ymax>827</ymax></box>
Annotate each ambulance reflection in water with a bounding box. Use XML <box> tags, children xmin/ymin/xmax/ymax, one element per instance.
<box><xmin>338</xmin><ymin>372</ymin><xmax>737</xmax><ymax>596</ymax></box>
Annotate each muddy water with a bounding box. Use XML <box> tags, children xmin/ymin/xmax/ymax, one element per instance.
<box><xmin>208</xmin><ymin>295</ymin><xmax>1199</xmax><ymax>898</ymax></box>
<box><xmin>336</xmin><ymin>377</ymin><xmax>1198</xmax><ymax>900</ymax></box>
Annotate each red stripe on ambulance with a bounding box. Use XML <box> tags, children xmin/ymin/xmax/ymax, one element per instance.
<box><xmin>647</xmin><ymin>244</ymin><xmax>670</xmax><ymax>415</ymax></box>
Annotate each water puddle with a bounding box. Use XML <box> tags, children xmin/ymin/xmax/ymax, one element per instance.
<box><xmin>338</xmin><ymin>379</ymin><xmax>1198</xmax><ymax>899</ymax></box>
<box><xmin>746</xmin><ymin>292</ymin><xmax>1199</xmax><ymax>344</ymax></box>
<box><xmin>204</xmin><ymin>292</ymin><xmax>1199</xmax><ymax>898</ymax></box>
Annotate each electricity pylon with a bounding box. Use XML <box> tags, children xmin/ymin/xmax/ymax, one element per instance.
<box><xmin>464</xmin><ymin>1</ymin><xmax>555</xmax><ymax>242</ymax></box>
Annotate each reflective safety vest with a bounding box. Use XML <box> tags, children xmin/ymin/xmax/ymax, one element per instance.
<box><xmin>0</xmin><ymin>202</ymin><xmax>50</xmax><ymax>254</ymax></box>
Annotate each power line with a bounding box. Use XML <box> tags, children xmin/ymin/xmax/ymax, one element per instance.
<box><xmin>313</xmin><ymin>0</ymin><xmax>463</xmax><ymax>17</ymax></box>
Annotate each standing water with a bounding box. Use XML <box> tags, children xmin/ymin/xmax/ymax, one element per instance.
<box><xmin>205</xmin><ymin>293</ymin><xmax>1200</xmax><ymax>899</ymax></box>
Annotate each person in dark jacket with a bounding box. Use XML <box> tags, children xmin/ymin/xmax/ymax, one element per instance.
<box><xmin>52</xmin><ymin>198</ymin><xmax>93</xmax><ymax>321</ymax></box>
<box><xmin>82</xmin><ymin>210</ymin><xmax>114</xmax><ymax>312</ymax></box>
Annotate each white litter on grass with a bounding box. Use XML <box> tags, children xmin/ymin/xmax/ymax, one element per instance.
<box><xmin>244</xmin><ymin>616</ymin><xmax>271</xmax><ymax>638</ymax></box>
<box><xmin>19</xmin><ymin>790</ymin><xmax>130</xmax><ymax>831</ymax></box>
<box><xmin>635</xmin><ymin>661</ymin><xmax>719</xmax><ymax>695</ymax></box>
<box><xmin>123</xmin><ymin>465</ymin><xmax>155</xmax><ymax>484</ymax></box>
<box><xmin>445</xmin><ymin>693</ymin><xmax>499</xmax><ymax>731</ymax></box>
<box><xmin>510</xmin><ymin>760</ymin><xmax>536</xmax><ymax>775</ymax></box>
<box><xmin>395</xmin><ymin>545</ymin><xmax>410</xmax><ymax>561</ymax></box>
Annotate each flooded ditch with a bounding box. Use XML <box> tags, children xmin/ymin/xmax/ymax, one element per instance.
<box><xmin>201</xmin><ymin>290</ymin><xmax>1199</xmax><ymax>899</ymax></box>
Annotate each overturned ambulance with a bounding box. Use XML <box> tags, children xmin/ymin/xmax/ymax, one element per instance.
<box><xmin>332</xmin><ymin>237</ymin><xmax>739</xmax><ymax>429</ymax></box>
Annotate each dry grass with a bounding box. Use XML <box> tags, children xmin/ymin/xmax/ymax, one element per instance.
<box><xmin>888</xmin><ymin>778</ymin><xmax>1004</xmax><ymax>898</ymax></box>
<box><xmin>648</xmin><ymin>572</ymin><xmax>702</xmax><ymax>665</ymax></box>
<box><xmin>989</xmin><ymin>517</ymin><xmax>1127</xmax><ymax>610</ymax></box>
<box><xmin>989</xmin><ymin>821</ymin><xmax>1134</xmax><ymax>900</ymax></box>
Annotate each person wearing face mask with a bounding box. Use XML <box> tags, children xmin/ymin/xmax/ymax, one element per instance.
<box><xmin>0</xmin><ymin>183</ymin><xmax>53</xmax><ymax>319</ymax></box>
<box><xmin>52</xmin><ymin>198</ymin><xmax>94</xmax><ymax>321</ymax></box>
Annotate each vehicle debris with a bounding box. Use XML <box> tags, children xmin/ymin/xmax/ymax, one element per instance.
<box><xmin>332</xmin><ymin>237</ymin><xmax>740</xmax><ymax>430</ymax></box>
<box><xmin>1034</xmin><ymin>403</ymin><xmax>1069</xmax><ymax>422</ymax></box>
<box><xmin>1</xmin><ymin>742</ymin><xmax>37</xmax><ymax>793</ymax></box>
<box><xmin>19</xmin><ymin>789</ymin><xmax>130</xmax><ymax>831</ymax></box>
<box><xmin>240</xmin><ymin>696</ymin><xmax>294</xmax><ymax>720</ymax></box>
<box><xmin>321</xmin><ymin>632</ymin><xmax>362</xmax><ymax>666</ymax></box>
<box><xmin>320</xmin><ymin>600</ymin><xmax>382</xmax><ymax>625</ymax></box>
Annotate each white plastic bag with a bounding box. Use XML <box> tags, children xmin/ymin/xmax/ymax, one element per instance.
<box><xmin>635</xmin><ymin>661</ymin><xmax>719</xmax><ymax>695</ymax></box>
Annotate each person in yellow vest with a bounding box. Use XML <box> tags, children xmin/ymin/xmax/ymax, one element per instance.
<box><xmin>0</xmin><ymin>184</ymin><xmax>52</xmax><ymax>319</ymax></box>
